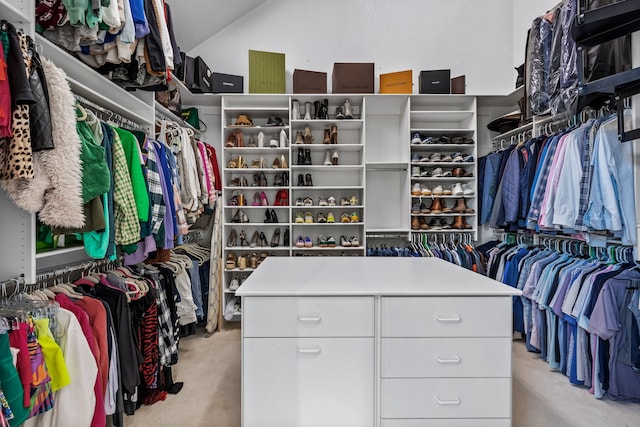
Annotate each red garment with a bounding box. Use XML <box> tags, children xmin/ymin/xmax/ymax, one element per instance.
<box><xmin>0</xmin><ymin>43</ymin><xmax>11</xmax><ymax>138</ymax></box>
<box><xmin>8</xmin><ymin>323</ymin><xmax>31</xmax><ymax>408</ymax></box>
<box><xmin>74</xmin><ymin>295</ymin><xmax>109</xmax><ymax>396</ymax></box>
<box><xmin>205</xmin><ymin>144</ymin><xmax>221</xmax><ymax>192</ymax></box>
<box><xmin>55</xmin><ymin>294</ymin><xmax>106</xmax><ymax>427</ymax></box>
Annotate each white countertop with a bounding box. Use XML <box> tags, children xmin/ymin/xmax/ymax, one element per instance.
<box><xmin>235</xmin><ymin>257</ymin><xmax>522</xmax><ymax>297</ymax></box>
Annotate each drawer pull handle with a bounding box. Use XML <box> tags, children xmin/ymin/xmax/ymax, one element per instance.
<box><xmin>298</xmin><ymin>316</ymin><xmax>322</xmax><ymax>323</ymax></box>
<box><xmin>435</xmin><ymin>396</ymin><xmax>461</xmax><ymax>405</ymax></box>
<box><xmin>297</xmin><ymin>347</ymin><xmax>321</xmax><ymax>354</ymax></box>
<box><xmin>436</xmin><ymin>355</ymin><xmax>461</xmax><ymax>364</ymax></box>
<box><xmin>434</xmin><ymin>315</ymin><xmax>461</xmax><ymax>323</ymax></box>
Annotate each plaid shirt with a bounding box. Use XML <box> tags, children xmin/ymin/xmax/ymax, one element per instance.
<box><xmin>113</xmin><ymin>132</ymin><xmax>141</xmax><ymax>245</ymax></box>
<box><xmin>150</xmin><ymin>273</ymin><xmax>178</xmax><ymax>367</ymax></box>
<box><xmin>574</xmin><ymin>121</ymin><xmax>600</xmax><ymax>230</ymax></box>
<box><xmin>144</xmin><ymin>140</ymin><xmax>166</xmax><ymax>235</ymax></box>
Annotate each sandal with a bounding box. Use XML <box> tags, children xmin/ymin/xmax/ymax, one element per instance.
<box><xmin>225</xmin><ymin>253</ymin><xmax>237</xmax><ymax>269</ymax></box>
<box><xmin>235</xmin><ymin>114</ymin><xmax>253</xmax><ymax>126</ymax></box>
<box><xmin>233</xmin><ymin>129</ymin><xmax>244</xmax><ymax>147</ymax></box>
<box><xmin>225</xmin><ymin>133</ymin><xmax>236</xmax><ymax>147</ymax></box>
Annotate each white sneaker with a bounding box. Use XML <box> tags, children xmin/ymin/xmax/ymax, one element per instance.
<box><xmin>421</xmin><ymin>185</ymin><xmax>432</xmax><ymax>196</ymax></box>
<box><xmin>411</xmin><ymin>133</ymin><xmax>422</xmax><ymax>144</ymax></box>
<box><xmin>318</xmin><ymin>196</ymin><xmax>328</xmax><ymax>206</ymax></box>
<box><xmin>429</xmin><ymin>153</ymin><xmax>442</xmax><ymax>162</ymax></box>
<box><xmin>452</xmin><ymin>182</ymin><xmax>464</xmax><ymax>196</ymax></box>
<box><xmin>432</xmin><ymin>185</ymin><xmax>444</xmax><ymax>195</ymax></box>
<box><xmin>411</xmin><ymin>166</ymin><xmax>421</xmax><ymax>177</ymax></box>
<box><xmin>229</xmin><ymin>278</ymin><xmax>240</xmax><ymax>291</ymax></box>
<box><xmin>411</xmin><ymin>183</ymin><xmax>422</xmax><ymax>195</ymax></box>
<box><xmin>431</xmin><ymin>167</ymin><xmax>443</xmax><ymax>177</ymax></box>
<box><xmin>462</xmin><ymin>183</ymin><xmax>475</xmax><ymax>195</ymax></box>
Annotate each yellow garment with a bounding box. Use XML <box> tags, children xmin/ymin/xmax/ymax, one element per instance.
<box><xmin>34</xmin><ymin>318</ymin><xmax>70</xmax><ymax>391</ymax></box>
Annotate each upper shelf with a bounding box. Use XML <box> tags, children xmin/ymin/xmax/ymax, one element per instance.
<box><xmin>37</xmin><ymin>35</ymin><xmax>154</xmax><ymax>126</ymax></box>
<box><xmin>572</xmin><ymin>0</ymin><xmax>640</xmax><ymax>47</ymax></box>
<box><xmin>0</xmin><ymin>0</ymin><xmax>31</xmax><ymax>25</ymax></box>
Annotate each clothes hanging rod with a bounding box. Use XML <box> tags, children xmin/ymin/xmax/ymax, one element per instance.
<box><xmin>74</xmin><ymin>93</ymin><xmax>147</xmax><ymax>132</ymax></box>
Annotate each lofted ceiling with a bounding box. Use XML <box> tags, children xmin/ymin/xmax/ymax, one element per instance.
<box><xmin>167</xmin><ymin>0</ymin><xmax>267</xmax><ymax>53</ymax></box>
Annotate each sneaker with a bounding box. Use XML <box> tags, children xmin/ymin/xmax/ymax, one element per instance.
<box><xmin>350</xmin><ymin>212</ymin><xmax>359</xmax><ymax>222</ymax></box>
<box><xmin>419</xmin><ymin>202</ymin><xmax>431</xmax><ymax>214</ymax></box>
<box><xmin>420</xmin><ymin>168</ymin><xmax>431</xmax><ymax>177</ymax></box>
<box><xmin>411</xmin><ymin>133</ymin><xmax>422</xmax><ymax>144</ymax></box>
<box><xmin>295</xmin><ymin>211</ymin><xmax>304</xmax><ymax>223</ymax></box>
<box><xmin>350</xmin><ymin>196</ymin><xmax>358</xmax><ymax>206</ymax></box>
<box><xmin>340</xmin><ymin>235</ymin><xmax>351</xmax><ymax>247</ymax></box>
<box><xmin>462</xmin><ymin>183</ymin><xmax>475</xmax><ymax>195</ymax></box>
<box><xmin>304</xmin><ymin>236</ymin><xmax>313</xmax><ymax>247</ymax></box>
<box><xmin>326</xmin><ymin>235</ymin><xmax>336</xmax><ymax>247</ymax></box>
<box><xmin>452</xmin><ymin>183</ymin><xmax>464</xmax><ymax>196</ymax></box>
<box><xmin>421</xmin><ymin>185</ymin><xmax>432</xmax><ymax>196</ymax></box>
<box><xmin>317</xmin><ymin>212</ymin><xmax>327</xmax><ymax>223</ymax></box>
<box><xmin>411</xmin><ymin>202</ymin><xmax>421</xmax><ymax>214</ymax></box>
<box><xmin>327</xmin><ymin>196</ymin><xmax>336</xmax><ymax>206</ymax></box>
<box><xmin>327</xmin><ymin>212</ymin><xmax>335</xmax><ymax>223</ymax></box>
<box><xmin>303</xmin><ymin>197</ymin><xmax>313</xmax><ymax>206</ymax></box>
<box><xmin>443</xmin><ymin>186</ymin><xmax>453</xmax><ymax>196</ymax></box>
<box><xmin>295</xmin><ymin>197</ymin><xmax>304</xmax><ymax>206</ymax></box>
<box><xmin>411</xmin><ymin>166</ymin><xmax>421</xmax><ymax>177</ymax></box>
<box><xmin>296</xmin><ymin>236</ymin><xmax>305</xmax><ymax>247</ymax></box>
<box><xmin>440</xmin><ymin>153</ymin><xmax>453</xmax><ymax>162</ymax></box>
<box><xmin>304</xmin><ymin>212</ymin><xmax>314</xmax><ymax>223</ymax></box>
<box><xmin>340</xmin><ymin>213</ymin><xmax>351</xmax><ymax>223</ymax></box>
<box><xmin>318</xmin><ymin>196</ymin><xmax>328</xmax><ymax>206</ymax></box>
<box><xmin>428</xmin><ymin>153</ymin><xmax>442</xmax><ymax>162</ymax></box>
<box><xmin>411</xmin><ymin>183</ymin><xmax>422</xmax><ymax>196</ymax></box>
<box><xmin>452</xmin><ymin>152</ymin><xmax>464</xmax><ymax>162</ymax></box>
<box><xmin>411</xmin><ymin>153</ymin><xmax>422</xmax><ymax>162</ymax></box>
<box><xmin>432</xmin><ymin>185</ymin><xmax>444</xmax><ymax>196</ymax></box>
<box><xmin>462</xmin><ymin>155</ymin><xmax>474</xmax><ymax>163</ymax></box>
<box><xmin>430</xmin><ymin>218</ymin><xmax>443</xmax><ymax>230</ymax></box>
<box><xmin>431</xmin><ymin>167</ymin><xmax>443</xmax><ymax>177</ymax></box>
<box><xmin>340</xmin><ymin>197</ymin><xmax>351</xmax><ymax>206</ymax></box>
<box><xmin>318</xmin><ymin>235</ymin><xmax>328</xmax><ymax>247</ymax></box>
<box><xmin>421</xmin><ymin>136</ymin><xmax>435</xmax><ymax>144</ymax></box>
<box><xmin>350</xmin><ymin>236</ymin><xmax>360</xmax><ymax>247</ymax></box>
<box><xmin>229</xmin><ymin>278</ymin><xmax>240</xmax><ymax>291</ymax></box>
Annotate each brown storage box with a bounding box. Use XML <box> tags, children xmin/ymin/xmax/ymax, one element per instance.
<box><xmin>332</xmin><ymin>62</ymin><xmax>374</xmax><ymax>93</ymax></box>
<box><xmin>451</xmin><ymin>75</ymin><xmax>466</xmax><ymax>94</ymax></box>
<box><xmin>380</xmin><ymin>70</ymin><xmax>413</xmax><ymax>94</ymax></box>
<box><xmin>293</xmin><ymin>69</ymin><xmax>327</xmax><ymax>93</ymax></box>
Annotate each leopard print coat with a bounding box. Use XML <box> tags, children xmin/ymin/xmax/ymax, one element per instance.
<box><xmin>0</xmin><ymin>33</ymin><xmax>34</xmax><ymax>180</ymax></box>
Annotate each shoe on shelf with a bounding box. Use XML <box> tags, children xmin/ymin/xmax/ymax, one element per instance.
<box><xmin>440</xmin><ymin>153</ymin><xmax>453</xmax><ymax>162</ymax></box>
<box><xmin>430</xmin><ymin>198</ymin><xmax>443</xmax><ymax>214</ymax></box>
<box><xmin>304</xmin><ymin>102</ymin><xmax>312</xmax><ymax>120</ymax></box>
<box><xmin>326</xmin><ymin>235</ymin><xmax>337</xmax><ymax>247</ymax></box>
<box><xmin>430</xmin><ymin>218</ymin><xmax>443</xmax><ymax>230</ymax></box>
<box><xmin>247</xmin><ymin>136</ymin><xmax>257</xmax><ymax>147</ymax></box>
<box><xmin>239</xmin><ymin>230</ymin><xmax>250</xmax><ymax>247</ymax></box>
<box><xmin>452</xmin><ymin>198</ymin><xmax>468</xmax><ymax>214</ymax></box>
<box><xmin>304</xmin><ymin>236</ymin><xmax>313</xmax><ymax>248</ymax></box>
<box><xmin>350</xmin><ymin>212</ymin><xmax>359</xmax><ymax>222</ymax></box>
<box><xmin>226</xmin><ymin>253</ymin><xmax>237</xmax><ymax>269</ymax></box>
<box><xmin>295</xmin><ymin>211</ymin><xmax>304</xmax><ymax>223</ymax></box>
<box><xmin>260</xmin><ymin>232</ymin><xmax>269</xmax><ymax>247</ymax></box>
<box><xmin>462</xmin><ymin>183</ymin><xmax>475</xmax><ymax>195</ymax></box>
<box><xmin>280</xmin><ymin>154</ymin><xmax>288</xmax><ymax>169</ymax></box>
<box><xmin>318</xmin><ymin>235</ymin><xmax>328</xmax><ymax>248</ymax></box>
<box><xmin>323</xmin><ymin>129</ymin><xmax>331</xmax><ymax>144</ymax></box>
<box><xmin>452</xmin><ymin>182</ymin><xmax>464</xmax><ymax>196</ymax></box>
<box><xmin>305</xmin><ymin>173</ymin><xmax>313</xmax><ymax>186</ymax></box>
<box><xmin>340</xmin><ymin>213</ymin><xmax>350</xmax><ymax>223</ymax></box>
<box><xmin>305</xmin><ymin>212</ymin><xmax>314</xmax><ymax>223</ymax></box>
<box><xmin>452</xmin><ymin>167</ymin><xmax>465</xmax><ymax>178</ymax></box>
<box><xmin>303</xmin><ymin>126</ymin><xmax>314</xmax><ymax>144</ymax></box>
<box><xmin>317</xmin><ymin>212</ymin><xmax>327</xmax><ymax>223</ymax></box>
<box><xmin>292</xmin><ymin>100</ymin><xmax>300</xmax><ymax>120</ymax></box>
<box><xmin>327</xmin><ymin>212</ymin><xmax>335</xmax><ymax>223</ymax></box>
<box><xmin>420</xmin><ymin>168</ymin><xmax>431</xmax><ymax>177</ymax></box>
<box><xmin>327</xmin><ymin>196</ymin><xmax>336</xmax><ymax>206</ymax></box>
<box><xmin>295</xmin><ymin>131</ymin><xmax>304</xmax><ymax>144</ymax></box>
<box><xmin>420</xmin><ymin>202</ymin><xmax>431</xmax><ymax>214</ymax></box>
<box><xmin>269</xmin><ymin>138</ymin><xmax>279</xmax><ymax>148</ymax></box>
<box><xmin>229</xmin><ymin>277</ymin><xmax>240</xmax><ymax>291</ymax></box>
<box><xmin>260</xmin><ymin>191</ymin><xmax>269</xmax><ymax>206</ymax></box>
<box><xmin>411</xmin><ymin>133</ymin><xmax>422</xmax><ymax>144</ymax></box>
<box><xmin>229</xmin><ymin>177</ymin><xmax>242</xmax><ymax>187</ymax></box>
<box><xmin>442</xmin><ymin>202</ymin><xmax>453</xmax><ymax>214</ymax></box>
<box><xmin>411</xmin><ymin>216</ymin><xmax>420</xmax><ymax>230</ymax></box>
<box><xmin>462</xmin><ymin>155</ymin><xmax>474</xmax><ymax>163</ymax></box>
<box><xmin>452</xmin><ymin>152</ymin><xmax>464</xmax><ymax>162</ymax></box>
<box><xmin>411</xmin><ymin>153</ymin><xmax>422</xmax><ymax>163</ymax></box>
<box><xmin>420</xmin><ymin>185</ymin><xmax>432</xmax><ymax>196</ymax></box>
<box><xmin>332</xmin><ymin>150</ymin><xmax>339</xmax><ymax>165</ymax></box>
<box><xmin>297</xmin><ymin>173</ymin><xmax>305</xmax><ymax>187</ymax></box>
<box><xmin>340</xmin><ymin>236</ymin><xmax>351</xmax><ymax>247</ymax></box>
<box><xmin>257</xmin><ymin>131</ymin><xmax>265</xmax><ymax>147</ymax></box>
<box><xmin>442</xmin><ymin>220</ymin><xmax>453</xmax><ymax>230</ymax></box>
<box><xmin>343</xmin><ymin>99</ymin><xmax>353</xmax><ymax>119</ymax></box>
<box><xmin>411</xmin><ymin>166</ymin><xmax>421</xmax><ymax>177</ymax></box>
<box><xmin>318</xmin><ymin>196</ymin><xmax>328</xmax><ymax>206</ymax></box>
<box><xmin>411</xmin><ymin>202</ymin><xmax>421</xmax><ymax>214</ymax></box>
<box><xmin>428</xmin><ymin>153</ymin><xmax>442</xmax><ymax>162</ymax></box>
<box><xmin>431</xmin><ymin>167</ymin><xmax>443</xmax><ymax>177</ymax></box>
<box><xmin>272</xmin><ymin>157</ymin><xmax>281</xmax><ymax>169</ymax></box>
<box><xmin>330</xmin><ymin>125</ymin><xmax>338</xmax><ymax>144</ymax></box>
<box><xmin>297</xmin><ymin>147</ymin><xmax>304</xmax><ymax>165</ymax></box>
<box><xmin>280</xmin><ymin>129</ymin><xmax>288</xmax><ymax>147</ymax></box>
<box><xmin>271</xmin><ymin>228</ymin><xmax>281</xmax><ymax>247</ymax></box>
<box><xmin>295</xmin><ymin>197</ymin><xmax>304</xmax><ymax>206</ymax></box>
<box><xmin>250</xmin><ymin>231</ymin><xmax>260</xmax><ymax>248</ymax></box>
<box><xmin>340</xmin><ymin>197</ymin><xmax>350</xmax><ymax>206</ymax></box>
<box><xmin>303</xmin><ymin>148</ymin><xmax>312</xmax><ymax>165</ymax></box>
<box><xmin>303</xmin><ymin>196</ymin><xmax>313</xmax><ymax>206</ymax></box>
<box><xmin>335</xmin><ymin>105</ymin><xmax>345</xmax><ymax>120</ymax></box>
<box><xmin>296</xmin><ymin>236</ymin><xmax>305</xmax><ymax>248</ymax></box>
<box><xmin>442</xmin><ymin>186</ymin><xmax>453</xmax><ymax>196</ymax></box>
<box><xmin>324</xmin><ymin>150</ymin><xmax>332</xmax><ymax>166</ymax></box>
<box><xmin>252</xmin><ymin>192</ymin><xmax>261</xmax><ymax>206</ymax></box>
<box><xmin>227</xmin><ymin>229</ymin><xmax>238</xmax><ymax>247</ymax></box>
<box><xmin>350</xmin><ymin>236</ymin><xmax>360</xmax><ymax>247</ymax></box>
<box><xmin>238</xmin><ymin>255</ymin><xmax>247</xmax><ymax>270</ymax></box>
<box><xmin>350</xmin><ymin>196</ymin><xmax>358</xmax><ymax>206</ymax></box>
<box><xmin>432</xmin><ymin>185</ymin><xmax>444</xmax><ymax>196</ymax></box>
<box><xmin>419</xmin><ymin>217</ymin><xmax>430</xmax><ymax>230</ymax></box>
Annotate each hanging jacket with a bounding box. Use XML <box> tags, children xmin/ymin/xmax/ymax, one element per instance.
<box><xmin>28</xmin><ymin>48</ymin><xmax>54</xmax><ymax>152</ymax></box>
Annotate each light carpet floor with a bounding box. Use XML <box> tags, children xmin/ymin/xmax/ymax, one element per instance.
<box><xmin>125</xmin><ymin>328</ymin><xmax>638</xmax><ymax>427</ymax></box>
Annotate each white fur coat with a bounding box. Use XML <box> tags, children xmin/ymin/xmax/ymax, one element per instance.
<box><xmin>2</xmin><ymin>58</ymin><xmax>84</xmax><ymax>228</ymax></box>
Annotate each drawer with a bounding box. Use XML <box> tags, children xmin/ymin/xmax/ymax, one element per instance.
<box><xmin>382</xmin><ymin>297</ymin><xmax>512</xmax><ymax>337</ymax></box>
<box><xmin>381</xmin><ymin>419</ymin><xmax>510</xmax><ymax>427</ymax></box>
<box><xmin>243</xmin><ymin>296</ymin><xmax>374</xmax><ymax>337</ymax></box>
<box><xmin>381</xmin><ymin>378</ymin><xmax>511</xmax><ymax>419</ymax></box>
<box><xmin>382</xmin><ymin>337</ymin><xmax>511</xmax><ymax>378</ymax></box>
<box><xmin>243</xmin><ymin>337</ymin><xmax>374</xmax><ymax>427</ymax></box>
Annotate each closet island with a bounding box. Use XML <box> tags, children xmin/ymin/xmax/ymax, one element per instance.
<box><xmin>236</xmin><ymin>256</ymin><xmax>522</xmax><ymax>427</ymax></box>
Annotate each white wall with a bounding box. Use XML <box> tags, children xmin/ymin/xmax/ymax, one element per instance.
<box><xmin>189</xmin><ymin>0</ymin><xmax>516</xmax><ymax>95</ymax></box>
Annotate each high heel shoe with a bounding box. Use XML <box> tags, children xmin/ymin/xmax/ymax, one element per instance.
<box><xmin>227</xmin><ymin>229</ymin><xmax>238</xmax><ymax>247</ymax></box>
<box><xmin>323</xmin><ymin>128</ymin><xmax>331</xmax><ymax>144</ymax></box>
<box><xmin>304</xmin><ymin>102</ymin><xmax>312</xmax><ymax>120</ymax></box>
<box><xmin>271</xmin><ymin>228</ymin><xmax>281</xmax><ymax>247</ymax></box>
<box><xmin>280</xmin><ymin>154</ymin><xmax>288</xmax><ymax>169</ymax></box>
<box><xmin>233</xmin><ymin>129</ymin><xmax>244</xmax><ymax>147</ymax></box>
<box><xmin>265</xmin><ymin>209</ymin><xmax>272</xmax><ymax>223</ymax></box>
<box><xmin>260</xmin><ymin>171</ymin><xmax>268</xmax><ymax>187</ymax></box>
<box><xmin>274</xmin><ymin>173</ymin><xmax>284</xmax><ymax>187</ymax></box>
<box><xmin>260</xmin><ymin>191</ymin><xmax>269</xmax><ymax>206</ymax></box>
<box><xmin>239</xmin><ymin>230</ymin><xmax>249</xmax><ymax>247</ymax></box>
<box><xmin>305</xmin><ymin>173</ymin><xmax>313</xmax><ymax>187</ymax></box>
<box><xmin>252</xmin><ymin>192</ymin><xmax>261</xmax><ymax>206</ymax></box>
<box><xmin>332</xmin><ymin>150</ymin><xmax>339</xmax><ymax>165</ymax></box>
<box><xmin>272</xmin><ymin>156</ymin><xmax>281</xmax><ymax>169</ymax></box>
<box><xmin>259</xmin><ymin>232</ymin><xmax>269</xmax><ymax>247</ymax></box>
<box><xmin>225</xmin><ymin>132</ymin><xmax>236</xmax><ymax>147</ymax></box>
<box><xmin>297</xmin><ymin>147</ymin><xmax>304</xmax><ymax>165</ymax></box>
<box><xmin>297</xmin><ymin>173</ymin><xmax>305</xmax><ymax>187</ymax></box>
<box><xmin>270</xmin><ymin>209</ymin><xmax>278</xmax><ymax>223</ymax></box>
<box><xmin>250</xmin><ymin>157</ymin><xmax>265</xmax><ymax>168</ymax></box>
<box><xmin>335</xmin><ymin>105</ymin><xmax>345</xmax><ymax>120</ymax></box>
<box><xmin>343</xmin><ymin>99</ymin><xmax>353</xmax><ymax>119</ymax></box>
<box><xmin>330</xmin><ymin>125</ymin><xmax>338</xmax><ymax>144</ymax></box>
<box><xmin>324</xmin><ymin>150</ymin><xmax>332</xmax><ymax>166</ymax></box>
<box><xmin>303</xmin><ymin>127</ymin><xmax>314</xmax><ymax>144</ymax></box>
<box><xmin>250</xmin><ymin>230</ymin><xmax>260</xmax><ymax>248</ymax></box>
<box><xmin>283</xmin><ymin>173</ymin><xmax>289</xmax><ymax>186</ymax></box>
<box><xmin>295</xmin><ymin>131</ymin><xmax>304</xmax><ymax>144</ymax></box>
<box><xmin>277</xmin><ymin>189</ymin><xmax>288</xmax><ymax>206</ymax></box>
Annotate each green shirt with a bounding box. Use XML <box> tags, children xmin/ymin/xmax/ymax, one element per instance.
<box><xmin>115</xmin><ymin>127</ymin><xmax>150</xmax><ymax>222</ymax></box>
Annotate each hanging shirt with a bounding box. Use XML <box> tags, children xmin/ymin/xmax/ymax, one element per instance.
<box><xmin>112</xmin><ymin>129</ymin><xmax>141</xmax><ymax>246</ymax></box>
<box><xmin>114</xmin><ymin>127</ymin><xmax>150</xmax><ymax>223</ymax></box>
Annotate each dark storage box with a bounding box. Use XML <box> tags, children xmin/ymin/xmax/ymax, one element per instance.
<box><xmin>332</xmin><ymin>63</ymin><xmax>374</xmax><ymax>93</ymax></box>
<box><xmin>419</xmin><ymin>70</ymin><xmax>451</xmax><ymax>94</ymax></box>
<box><xmin>293</xmin><ymin>69</ymin><xmax>327</xmax><ymax>93</ymax></box>
<box><xmin>182</xmin><ymin>56</ymin><xmax>214</xmax><ymax>93</ymax></box>
<box><xmin>212</xmin><ymin>73</ymin><xmax>244</xmax><ymax>93</ymax></box>
<box><xmin>451</xmin><ymin>75</ymin><xmax>466</xmax><ymax>94</ymax></box>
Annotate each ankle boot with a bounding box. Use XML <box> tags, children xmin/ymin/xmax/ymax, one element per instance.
<box><xmin>411</xmin><ymin>216</ymin><xmax>420</xmax><ymax>230</ymax></box>
<box><xmin>297</xmin><ymin>173</ymin><xmax>305</xmax><ymax>187</ymax></box>
<box><xmin>452</xmin><ymin>215</ymin><xmax>465</xmax><ymax>229</ymax></box>
<box><xmin>322</xmin><ymin>99</ymin><xmax>329</xmax><ymax>119</ymax></box>
<box><xmin>344</xmin><ymin>99</ymin><xmax>353</xmax><ymax>119</ymax></box>
<box><xmin>323</xmin><ymin>150</ymin><xmax>332</xmax><ymax>166</ymax></box>
<box><xmin>280</xmin><ymin>129</ymin><xmax>288</xmax><ymax>147</ymax></box>
<box><xmin>330</xmin><ymin>125</ymin><xmax>338</xmax><ymax>144</ymax></box>
<box><xmin>452</xmin><ymin>198</ymin><xmax>467</xmax><ymax>213</ymax></box>
<box><xmin>295</xmin><ymin>131</ymin><xmax>304</xmax><ymax>144</ymax></box>
<box><xmin>323</xmin><ymin>128</ymin><xmax>331</xmax><ymax>144</ymax></box>
<box><xmin>303</xmin><ymin>126</ymin><xmax>314</xmax><ymax>144</ymax></box>
<box><xmin>430</xmin><ymin>197</ymin><xmax>443</xmax><ymax>214</ymax></box>
<box><xmin>304</xmin><ymin>102</ymin><xmax>312</xmax><ymax>120</ymax></box>
<box><xmin>303</xmin><ymin>149</ymin><xmax>312</xmax><ymax>165</ymax></box>
<box><xmin>292</xmin><ymin>99</ymin><xmax>300</xmax><ymax>120</ymax></box>
<box><xmin>305</xmin><ymin>173</ymin><xmax>313</xmax><ymax>187</ymax></box>
<box><xmin>313</xmin><ymin>101</ymin><xmax>321</xmax><ymax>119</ymax></box>
<box><xmin>297</xmin><ymin>147</ymin><xmax>304</xmax><ymax>165</ymax></box>
<box><xmin>462</xmin><ymin>216</ymin><xmax>472</xmax><ymax>229</ymax></box>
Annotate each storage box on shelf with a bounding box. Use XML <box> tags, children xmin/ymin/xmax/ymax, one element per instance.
<box><xmin>409</xmin><ymin>96</ymin><xmax>478</xmax><ymax>238</ymax></box>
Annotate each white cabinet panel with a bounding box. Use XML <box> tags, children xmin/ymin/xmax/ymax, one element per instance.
<box><xmin>382</xmin><ymin>297</ymin><xmax>512</xmax><ymax>337</ymax></box>
<box><xmin>382</xmin><ymin>337</ymin><xmax>511</xmax><ymax>378</ymax></box>
<box><xmin>381</xmin><ymin>419</ymin><xmax>510</xmax><ymax>427</ymax></box>
<box><xmin>243</xmin><ymin>337</ymin><xmax>374</xmax><ymax>427</ymax></box>
<box><xmin>243</xmin><ymin>296</ymin><xmax>374</xmax><ymax>337</ymax></box>
<box><xmin>381</xmin><ymin>378</ymin><xmax>511</xmax><ymax>419</ymax></box>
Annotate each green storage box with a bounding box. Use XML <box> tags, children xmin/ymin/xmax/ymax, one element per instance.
<box><xmin>249</xmin><ymin>50</ymin><xmax>286</xmax><ymax>93</ymax></box>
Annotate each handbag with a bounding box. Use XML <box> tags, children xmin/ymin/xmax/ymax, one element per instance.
<box><xmin>155</xmin><ymin>85</ymin><xmax>182</xmax><ymax>116</ymax></box>
<box><xmin>182</xmin><ymin>107</ymin><xmax>207</xmax><ymax>131</ymax></box>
